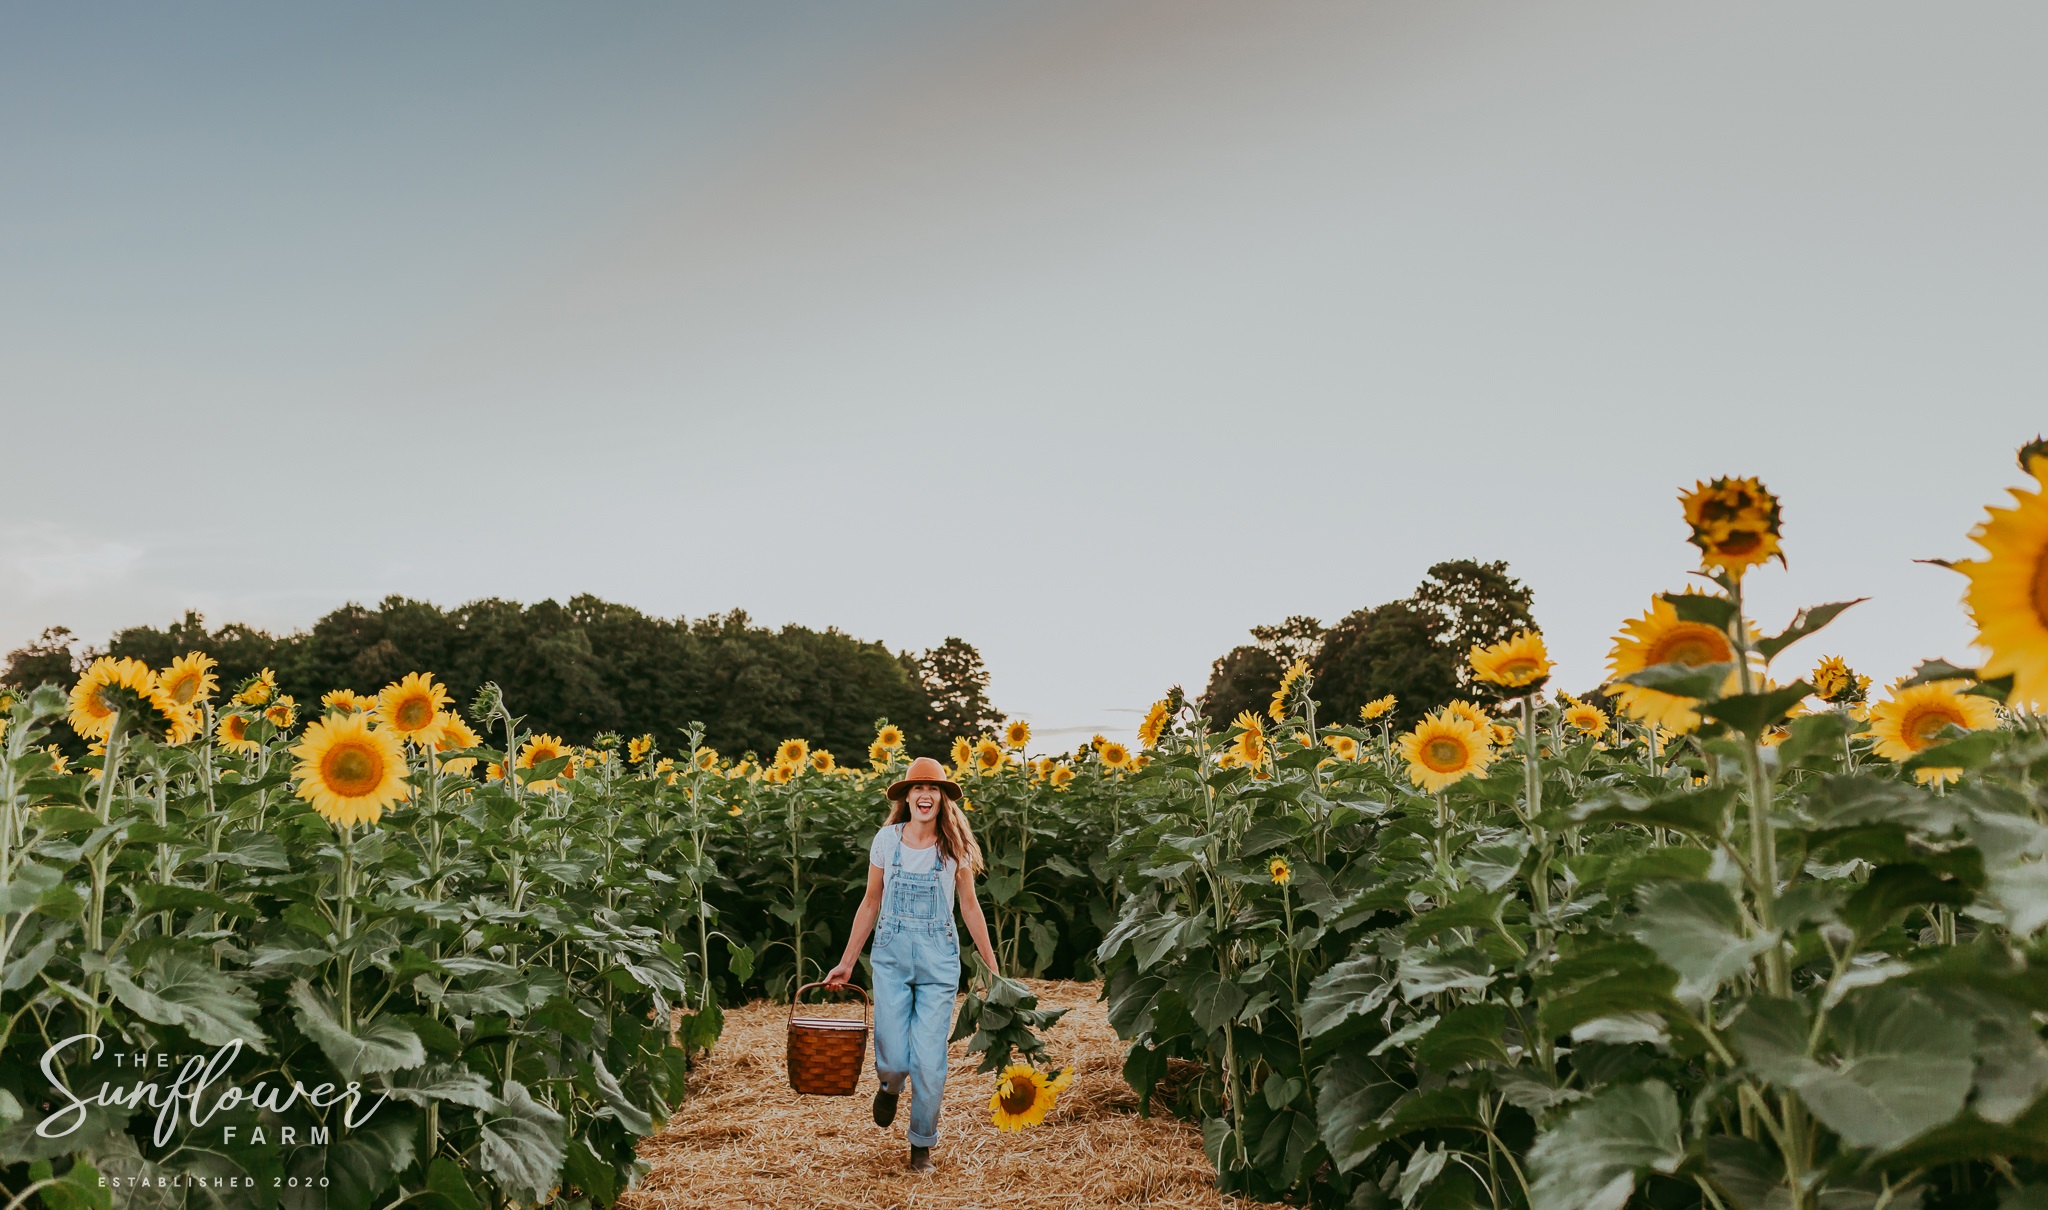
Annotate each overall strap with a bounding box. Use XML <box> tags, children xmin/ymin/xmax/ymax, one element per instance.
<box><xmin>888</xmin><ymin>823</ymin><xmax>905</xmax><ymax>876</ymax></box>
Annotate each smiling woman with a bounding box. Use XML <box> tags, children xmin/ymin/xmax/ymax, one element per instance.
<box><xmin>823</xmin><ymin>755</ymin><xmax>1001</xmax><ymax>1175</ymax></box>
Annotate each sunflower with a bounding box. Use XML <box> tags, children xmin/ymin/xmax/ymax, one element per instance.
<box><xmin>264</xmin><ymin>696</ymin><xmax>297</xmax><ymax>730</ymax></box>
<box><xmin>234</xmin><ymin>668</ymin><xmax>277</xmax><ymax>706</ymax></box>
<box><xmin>990</xmin><ymin>1064</ymin><xmax>1056</xmax><ymax>1131</ymax></box>
<box><xmin>154</xmin><ymin>694</ymin><xmax>201</xmax><ymax>745</ymax></box>
<box><xmin>728</xmin><ymin>804</ymin><xmax>743</xmax><ymax>817</ymax></box>
<box><xmin>1223</xmin><ymin>710</ymin><xmax>1267</xmax><ymax>766</ymax></box>
<box><xmin>216</xmin><ymin>712</ymin><xmax>259</xmax><ymax>754</ymax></box>
<box><xmin>974</xmin><ymin>737</ymin><xmax>1006</xmax><ymax>774</ymax></box>
<box><xmin>695</xmin><ymin>747</ymin><xmax>719</xmax><ymax>770</ymax></box>
<box><xmin>869</xmin><ymin>740</ymin><xmax>894</xmax><ymax>767</ymax></box>
<box><xmin>1490</xmin><ymin>723</ymin><xmax>1517</xmax><ymax>749</ymax></box>
<box><xmin>377</xmin><ymin>673</ymin><xmax>450</xmax><ymax>745</ymax></box>
<box><xmin>627</xmin><ymin>734</ymin><xmax>654</xmax><ymax>765</ymax></box>
<box><xmin>42</xmin><ymin>745</ymin><xmax>70</xmax><ymax>776</ymax></box>
<box><xmin>1469</xmin><ymin>631</ymin><xmax>1552</xmax><ymax>691</ymax></box>
<box><xmin>1324</xmin><ymin>734</ymin><xmax>1360</xmax><ymax>761</ymax></box>
<box><xmin>1003</xmin><ymin>719</ymin><xmax>1032</xmax><ymax>750</ymax></box>
<box><xmin>1269</xmin><ymin>857</ymin><xmax>1292</xmax><ymax>886</ymax></box>
<box><xmin>1359</xmin><ymin>695</ymin><xmax>1397</xmax><ymax>722</ymax></box>
<box><xmin>517</xmin><ymin>733</ymin><xmax>572</xmax><ymax>791</ymax></box>
<box><xmin>1811</xmin><ymin>656</ymin><xmax>1850</xmax><ymax>703</ymax></box>
<box><xmin>1049</xmin><ymin>766</ymin><xmax>1075</xmax><ymax>790</ymax></box>
<box><xmin>1099</xmin><ymin>741</ymin><xmax>1133</xmax><ymax>771</ymax></box>
<box><xmin>432</xmin><ymin>715</ymin><xmax>481</xmax><ymax>775</ymax></box>
<box><xmin>1398</xmin><ymin>715</ymin><xmax>1493</xmax><ymax>792</ymax></box>
<box><xmin>1269</xmin><ymin>658</ymin><xmax>1310</xmax><ymax>722</ymax></box>
<box><xmin>1959</xmin><ymin>454</ymin><xmax>2048</xmax><ymax>708</ymax></box>
<box><xmin>1867</xmin><ymin>681</ymin><xmax>1998</xmax><ymax>783</ymax></box>
<box><xmin>321</xmin><ymin>688</ymin><xmax>374</xmax><ymax>714</ymax></box>
<box><xmin>1443</xmin><ymin>700</ymin><xmax>1492</xmax><ymax>732</ymax></box>
<box><xmin>950</xmin><ymin>736</ymin><xmax>973</xmax><ymax>769</ymax></box>
<box><xmin>291</xmin><ymin>714</ymin><xmax>411</xmax><ymax>828</ymax></box>
<box><xmin>1604</xmin><ymin>594</ymin><xmax>1747</xmax><ymax>733</ymax></box>
<box><xmin>1679</xmin><ymin>476</ymin><xmax>1785</xmax><ymax>576</ymax></box>
<box><xmin>1563</xmin><ymin>702</ymin><xmax>1610</xmax><ymax>738</ymax></box>
<box><xmin>762</xmin><ymin>762</ymin><xmax>794</xmax><ymax>785</ymax></box>
<box><xmin>875</xmin><ymin>724</ymin><xmax>906</xmax><ymax>750</ymax></box>
<box><xmin>68</xmin><ymin>657</ymin><xmax>156</xmax><ymax>741</ymax></box>
<box><xmin>1138</xmin><ymin>699</ymin><xmax>1171</xmax><ymax>748</ymax></box>
<box><xmin>810</xmin><ymin>749</ymin><xmax>837</xmax><ymax>774</ymax></box>
<box><xmin>158</xmin><ymin>653</ymin><xmax>218</xmax><ymax>710</ymax></box>
<box><xmin>1091</xmin><ymin>734</ymin><xmax>1109</xmax><ymax>752</ymax></box>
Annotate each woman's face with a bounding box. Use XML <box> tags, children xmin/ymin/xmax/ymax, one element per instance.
<box><xmin>907</xmin><ymin>783</ymin><xmax>943</xmax><ymax>820</ymax></box>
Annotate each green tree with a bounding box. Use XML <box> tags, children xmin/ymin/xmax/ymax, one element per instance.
<box><xmin>73</xmin><ymin>596</ymin><xmax>977</xmax><ymax>762</ymax></box>
<box><xmin>913</xmin><ymin>637</ymin><xmax>1003</xmax><ymax>751</ymax></box>
<box><xmin>1199</xmin><ymin>616</ymin><xmax>1324</xmax><ymax>729</ymax></box>
<box><xmin>1</xmin><ymin>626</ymin><xmax>82</xmax><ymax>693</ymax></box>
<box><xmin>1314</xmin><ymin>560</ymin><xmax>1535</xmax><ymax>725</ymax></box>
<box><xmin>1203</xmin><ymin>563</ymin><xmax>1537</xmax><ymax>731</ymax></box>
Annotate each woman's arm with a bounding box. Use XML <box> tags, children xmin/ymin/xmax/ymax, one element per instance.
<box><xmin>824</xmin><ymin>864</ymin><xmax>886</xmax><ymax>988</ymax></box>
<box><xmin>955</xmin><ymin>864</ymin><xmax>1003</xmax><ymax>978</ymax></box>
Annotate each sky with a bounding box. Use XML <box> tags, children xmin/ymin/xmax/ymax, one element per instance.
<box><xmin>3</xmin><ymin>2</ymin><xmax>2045</xmax><ymax>748</ymax></box>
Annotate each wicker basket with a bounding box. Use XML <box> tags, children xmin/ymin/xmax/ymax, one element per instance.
<box><xmin>787</xmin><ymin>982</ymin><xmax>870</xmax><ymax>1096</ymax></box>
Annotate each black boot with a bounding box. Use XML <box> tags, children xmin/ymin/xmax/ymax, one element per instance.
<box><xmin>909</xmin><ymin>1144</ymin><xmax>933</xmax><ymax>1173</ymax></box>
<box><xmin>872</xmin><ymin>1084</ymin><xmax>899</xmax><ymax>1128</ymax></box>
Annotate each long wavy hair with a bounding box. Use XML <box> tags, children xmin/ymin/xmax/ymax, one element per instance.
<box><xmin>883</xmin><ymin>789</ymin><xmax>985</xmax><ymax>874</ymax></box>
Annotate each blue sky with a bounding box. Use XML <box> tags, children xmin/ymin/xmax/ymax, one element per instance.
<box><xmin>4</xmin><ymin>3</ymin><xmax>2045</xmax><ymax>746</ymax></box>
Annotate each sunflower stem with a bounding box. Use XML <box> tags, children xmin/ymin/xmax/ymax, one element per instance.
<box><xmin>1522</xmin><ymin>694</ymin><xmax>1557</xmax><ymax>1077</ymax></box>
<box><xmin>339</xmin><ymin>821</ymin><xmax>355</xmax><ymax>1031</ymax></box>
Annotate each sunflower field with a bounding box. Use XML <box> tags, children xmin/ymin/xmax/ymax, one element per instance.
<box><xmin>11</xmin><ymin>443</ymin><xmax>2048</xmax><ymax>1210</ymax></box>
<box><xmin>0</xmin><ymin>661</ymin><xmax>1134</xmax><ymax>1209</ymax></box>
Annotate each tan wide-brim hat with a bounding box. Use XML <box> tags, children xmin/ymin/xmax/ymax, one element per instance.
<box><xmin>887</xmin><ymin>755</ymin><xmax>962</xmax><ymax>801</ymax></box>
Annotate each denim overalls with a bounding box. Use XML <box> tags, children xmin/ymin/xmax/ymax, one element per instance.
<box><xmin>870</xmin><ymin>824</ymin><xmax>959</xmax><ymax>1148</ymax></box>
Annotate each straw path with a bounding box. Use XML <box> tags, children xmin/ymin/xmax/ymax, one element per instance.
<box><xmin>622</xmin><ymin>980</ymin><xmax>1250</xmax><ymax>1210</ymax></box>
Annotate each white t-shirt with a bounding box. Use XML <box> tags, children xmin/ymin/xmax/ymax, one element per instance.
<box><xmin>869</xmin><ymin>824</ymin><xmax>957</xmax><ymax>917</ymax></box>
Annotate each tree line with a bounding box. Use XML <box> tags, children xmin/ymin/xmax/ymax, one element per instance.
<box><xmin>2</xmin><ymin>595</ymin><xmax>1005</xmax><ymax>761</ymax></box>
<box><xmin>1200</xmin><ymin>558</ymin><xmax>1540</xmax><ymax>728</ymax></box>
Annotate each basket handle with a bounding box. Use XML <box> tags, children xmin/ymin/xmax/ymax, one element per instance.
<box><xmin>790</xmin><ymin>982</ymin><xmax>871</xmax><ymax>1026</ymax></box>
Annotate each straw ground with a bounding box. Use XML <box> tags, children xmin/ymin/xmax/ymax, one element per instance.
<box><xmin>623</xmin><ymin>980</ymin><xmax>1248</xmax><ymax>1209</ymax></box>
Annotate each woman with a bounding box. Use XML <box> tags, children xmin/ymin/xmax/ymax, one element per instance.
<box><xmin>824</xmin><ymin>755</ymin><xmax>1002</xmax><ymax>1174</ymax></box>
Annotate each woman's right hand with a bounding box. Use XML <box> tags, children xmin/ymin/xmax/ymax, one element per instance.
<box><xmin>823</xmin><ymin>961</ymin><xmax>855</xmax><ymax>989</ymax></box>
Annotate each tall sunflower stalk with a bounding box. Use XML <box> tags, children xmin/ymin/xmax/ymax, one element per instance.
<box><xmin>1187</xmin><ymin>697</ymin><xmax>1253</xmax><ymax>1170</ymax></box>
<box><xmin>680</xmin><ymin>725</ymin><xmax>719</xmax><ymax>1012</ymax></box>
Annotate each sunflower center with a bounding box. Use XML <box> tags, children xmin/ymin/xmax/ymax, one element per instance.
<box><xmin>167</xmin><ymin>675</ymin><xmax>197</xmax><ymax>706</ymax></box>
<box><xmin>1645</xmin><ymin>624</ymin><xmax>1731</xmax><ymax>668</ymax></box>
<box><xmin>1714</xmin><ymin>529</ymin><xmax>1763</xmax><ymax>556</ymax></box>
<box><xmin>322</xmin><ymin>741</ymin><xmax>386</xmax><ymax>797</ymax></box>
<box><xmin>1905</xmin><ymin>705</ymin><xmax>1965</xmax><ymax>748</ymax></box>
<box><xmin>1500</xmin><ymin>658</ymin><xmax>1540</xmax><ymax>678</ymax></box>
<box><xmin>395</xmin><ymin>698</ymin><xmax>433</xmax><ymax>729</ymax></box>
<box><xmin>999</xmin><ymin>1077</ymin><xmax>1039</xmax><ymax>1115</ymax></box>
<box><xmin>1423</xmin><ymin>737</ymin><xmax>1467</xmax><ymax>771</ymax></box>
